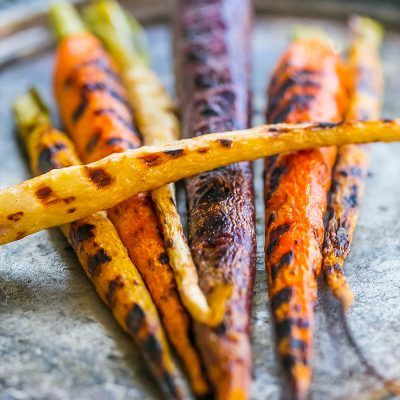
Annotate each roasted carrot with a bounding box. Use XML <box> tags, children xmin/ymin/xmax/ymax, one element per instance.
<box><xmin>13</xmin><ymin>88</ymin><xmax>184</xmax><ymax>399</ymax></box>
<box><xmin>3</xmin><ymin>118</ymin><xmax>400</xmax><ymax>245</ymax></box>
<box><xmin>264</xmin><ymin>36</ymin><xmax>348</xmax><ymax>400</ymax></box>
<box><xmin>50</xmin><ymin>3</ymin><xmax>208</xmax><ymax>396</ymax></box>
<box><xmin>175</xmin><ymin>0</ymin><xmax>256</xmax><ymax>398</ymax></box>
<box><xmin>3</xmin><ymin>117</ymin><xmax>400</xmax><ymax>245</ymax></box>
<box><xmin>84</xmin><ymin>0</ymin><xmax>230</xmax><ymax>327</ymax></box>
<box><xmin>323</xmin><ymin>16</ymin><xmax>383</xmax><ymax>310</ymax></box>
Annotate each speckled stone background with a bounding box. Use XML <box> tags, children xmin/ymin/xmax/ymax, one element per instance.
<box><xmin>1</xmin><ymin>2</ymin><xmax>400</xmax><ymax>400</ymax></box>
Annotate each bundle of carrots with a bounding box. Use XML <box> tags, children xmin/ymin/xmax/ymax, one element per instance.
<box><xmin>1</xmin><ymin>0</ymin><xmax>400</xmax><ymax>399</ymax></box>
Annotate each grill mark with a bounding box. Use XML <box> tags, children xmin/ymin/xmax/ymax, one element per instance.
<box><xmin>325</xmin><ymin>262</ymin><xmax>344</xmax><ymax>277</ymax></box>
<box><xmin>140</xmin><ymin>153</ymin><xmax>163</xmax><ymax>167</ymax></box>
<box><xmin>194</xmin><ymin>90</ymin><xmax>235</xmax><ymax>117</ymax></box>
<box><xmin>281</xmin><ymin>354</ymin><xmax>296</xmax><ymax>371</ymax></box>
<box><xmin>105</xmin><ymin>137</ymin><xmax>136</xmax><ymax>149</ymax></box>
<box><xmin>269</xmin><ymin>75</ymin><xmax>320</xmax><ymax>109</ymax></box>
<box><xmin>196</xmin><ymin>182</ymin><xmax>231</xmax><ymax>204</ymax></box>
<box><xmin>217</xmin><ymin>138</ymin><xmax>233</xmax><ymax>148</ymax></box>
<box><xmin>72</xmin><ymin>82</ymin><xmax>129</xmax><ymax>123</ymax></box>
<box><xmin>35</xmin><ymin>186</ymin><xmax>53</xmax><ymax>201</ymax></box>
<box><xmin>67</xmin><ymin>208</ymin><xmax>76</xmax><ymax>213</ymax></box>
<box><xmin>267</xmin><ymin>212</ymin><xmax>276</xmax><ymax>228</ymax></box>
<box><xmin>69</xmin><ymin>224</ymin><xmax>96</xmax><ymax>248</ymax></box>
<box><xmin>269</xmin><ymin>67</ymin><xmax>318</xmax><ymax>95</ymax></box>
<box><xmin>7</xmin><ymin>212</ymin><xmax>23</xmax><ymax>222</ymax></box>
<box><xmin>64</xmin><ymin>196</ymin><xmax>75</xmax><ymax>204</ymax></box>
<box><xmin>38</xmin><ymin>142</ymin><xmax>66</xmax><ymax>173</ymax></box>
<box><xmin>275</xmin><ymin>318</ymin><xmax>293</xmax><ymax>338</ymax></box>
<box><xmin>266</xmin><ymin>163</ymin><xmax>289</xmax><ymax>203</ymax></box>
<box><xmin>87</xmin><ymin>248</ymin><xmax>112</xmax><ymax>276</ymax></box>
<box><xmin>126</xmin><ymin>304</ymin><xmax>145</xmax><ymax>334</ymax></box>
<box><xmin>196</xmin><ymin>212</ymin><xmax>231</xmax><ymax>239</ymax></box>
<box><xmin>338</xmin><ymin>166</ymin><xmax>363</xmax><ymax>178</ymax></box>
<box><xmin>159</xmin><ymin>253</ymin><xmax>169</xmax><ymax>264</ymax></box>
<box><xmin>86</xmin><ymin>167</ymin><xmax>114</xmax><ymax>188</ymax></box>
<box><xmin>266</xmin><ymin>223</ymin><xmax>291</xmax><ymax>256</ymax></box>
<box><xmin>271</xmin><ymin>287</ymin><xmax>293</xmax><ymax>311</ymax></box>
<box><xmin>106</xmin><ymin>275</ymin><xmax>125</xmax><ymax>307</ymax></box>
<box><xmin>214</xmin><ymin>322</ymin><xmax>227</xmax><ymax>336</ymax></box>
<box><xmin>93</xmin><ymin>108</ymin><xmax>135</xmax><ymax>131</ymax></box>
<box><xmin>85</xmin><ymin>132</ymin><xmax>101</xmax><ymax>154</ymax></box>
<box><xmin>64</xmin><ymin>58</ymin><xmax>123</xmax><ymax>88</ymax></box>
<box><xmin>194</xmin><ymin>67</ymin><xmax>230</xmax><ymax>89</ymax></box>
<box><xmin>142</xmin><ymin>335</ymin><xmax>163</xmax><ymax>360</ymax></box>
<box><xmin>344</xmin><ymin>184</ymin><xmax>358</xmax><ymax>208</ymax></box>
<box><xmin>163</xmin><ymin>149</ymin><xmax>185</xmax><ymax>157</ymax></box>
<box><xmin>271</xmin><ymin>250</ymin><xmax>294</xmax><ymax>281</ymax></box>
<box><xmin>268</xmin><ymin>94</ymin><xmax>315</xmax><ymax>123</ymax></box>
<box><xmin>197</xmin><ymin>147</ymin><xmax>209</xmax><ymax>154</ymax></box>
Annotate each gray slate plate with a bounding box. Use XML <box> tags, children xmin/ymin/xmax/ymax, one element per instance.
<box><xmin>0</xmin><ymin>2</ymin><xmax>400</xmax><ymax>399</ymax></box>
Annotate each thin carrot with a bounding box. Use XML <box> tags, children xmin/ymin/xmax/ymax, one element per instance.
<box><xmin>50</xmin><ymin>3</ymin><xmax>209</xmax><ymax>396</ymax></box>
<box><xmin>264</xmin><ymin>36</ymin><xmax>348</xmax><ymax>400</ymax></box>
<box><xmin>323</xmin><ymin>16</ymin><xmax>384</xmax><ymax>310</ymax></box>
<box><xmin>13</xmin><ymin>88</ymin><xmax>184</xmax><ymax>399</ymax></box>
<box><xmin>3</xmin><ymin>118</ymin><xmax>400</xmax><ymax>245</ymax></box>
<box><xmin>83</xmin><ymin>0</ymin><xmax>230</xmax><ymax>327</ymax></box>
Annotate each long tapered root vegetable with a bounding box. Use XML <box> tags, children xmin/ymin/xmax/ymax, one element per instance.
<box><xmin>13</xmin><ymin>88</ymin><xmax>185</xmax><ymax>400</ymax></box>
<box><xmin>84</xmin><ymin>0</ymin><xmax>230</xmax><ymax>327</ymax></box>
<box><xmin>50</xmin><ymin>3</ymin><xmax>209</xmax><ymax>395</ymax></box>
<box><xmin>264</xmin><ymin>35</ymin><xmax>348</xmax><ymax>400</ymax></box>
<box><xmin>1</xmin><ymin>119</ymin><xmax>400</xmax><ymax>245</ymax></box>
<box><xmin>323</xmin><ymin>16</ymin><xmax>384</xmax><ymax>310</ymax></box>
<box><xmin>175</xmin><ymin>0</ymin><xmax>256</xmax><ymax>398</ymax></box>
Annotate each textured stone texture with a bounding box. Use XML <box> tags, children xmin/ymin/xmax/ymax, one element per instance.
<box><xmin>0</xmin><ymin>11</ymin><xmax>400</xmax><ymax>400</ymax></box>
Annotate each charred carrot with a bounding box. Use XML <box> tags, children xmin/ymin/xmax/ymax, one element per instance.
<box><xmin>322</xmin><ymin>16</ymin><xmax>383</xmax><ymax>310</ymax></box>
<box><xmin>3</xmin><ymin>118</ymin><xmax>400</xmax><ymax>244</ymax></box>
<box><xmin>84</xmin><ymin>0</ymin><xmax>230</xmax><ymax>327</ymax></box>
<box><xmin>175</xmin><ymin>0</ymin><xmax>256</xmax><ymax>398</ymax></box>
<box><xmin>264</xmin><ymin>36</ymin><xmax>348</xmax><ymax>400</ymax></box>
<box><xmin>50</xmin><ymin>3</ymin><xmax>208</xmax><ymax>396</ymax></box>
<box><xmin>13</xmin><ymin>88</ymin><xmax>184</xmax><ymax>399</ymax></box>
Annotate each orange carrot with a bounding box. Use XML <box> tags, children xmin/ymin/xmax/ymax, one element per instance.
<box><xmin>50</xmin><ymin>3</ymin><xmax>208</xmax><ymax>397</ymax></box>
<box><xmin>323</xmin><ymin>16</ymin><xmax>383</xmax><ymax>309</ymax></box>
<box><xmin>264</xmin><ymin>36</ymin><xmax>348</xmax><ymax>400</ymax></box>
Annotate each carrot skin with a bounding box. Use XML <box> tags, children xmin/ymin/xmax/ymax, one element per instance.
<box><xmin>323</xmin><ymin>16</ymin><xmax>383</xmax><ymax>309</ymax></box>
<box><xmin>53</xmin><ymin>32</ymin><xmax>208</xmax><ymax>397</ymax></box>
<box><xmin>264</xmin><ymin>38</ymin><xmax>348</xmax><ymax>400</ymax></box>
<box><xmin>175</xmin><ymin>1</ymin><xmax>256</xmax><ymax>399</ymax></box>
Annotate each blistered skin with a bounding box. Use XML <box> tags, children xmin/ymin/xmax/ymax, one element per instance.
<box><xmin>53</xmin><ymin>32</ymin><xmax>208</xmax><ymax>396</ymax></box>
<box><xmin>323</xmin><ymin>17</ymin><xmax>383</xmax><ymax>309</ymax></box>
<box><xmin>175</xmin><ymin>0</ymin><xmax>256</xmax><ymax>398</ymax></box>
<box><xmin>264</xmin><ymin>38</ymin><xmax>348</xmax><ymax>400</ymax></box>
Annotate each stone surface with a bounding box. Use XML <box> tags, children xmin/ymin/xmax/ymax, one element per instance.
<box><xmin>1</xmin><ymin>9</ymin><xmax>400</xmax><ymax>400</ymax></box>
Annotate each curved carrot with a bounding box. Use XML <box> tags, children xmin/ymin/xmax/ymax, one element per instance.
<box><xmin>50</xmin><ymin>3</ymin><xmax>208</xmax><ymax>397</ymax></box>
<box><xmin>264</xmin><ymin>37</ymin><xmax>348</xmax><ymax>400</ymax></box>
<box><xmin>323</xmin><ymin>16</ymin><xmax>383</xmax><ymax>310</ymax></box>
<box><xmin>13</xmin><ymin>89</ymin><xmax>184</xmax><ymax>399</ymax></box>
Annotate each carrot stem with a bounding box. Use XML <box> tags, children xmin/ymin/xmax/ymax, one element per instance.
<box><xmin>49</xmin><ymin>1</ymin><xmax>87</xmax><ymax>40</ymax></box>
<box><xmin>83</xmin><ymin>0</ymin><xmax>148</xmax><ymax>69</ymax></box>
